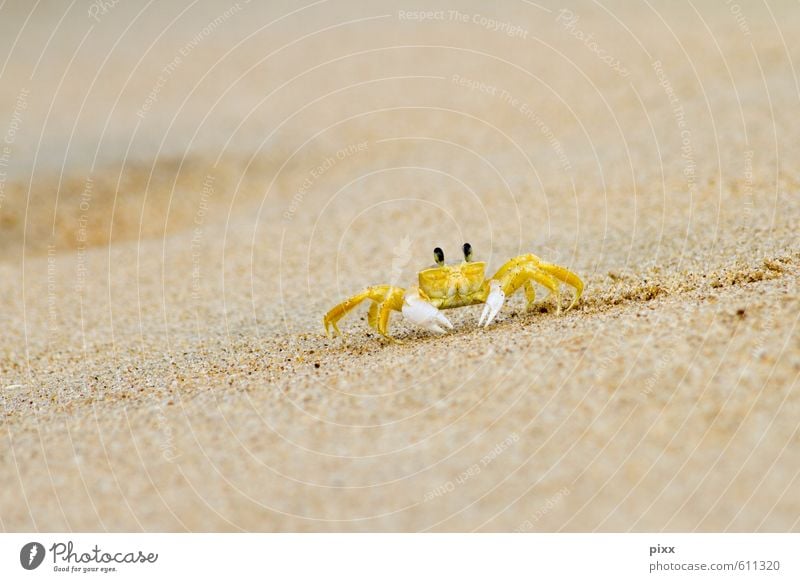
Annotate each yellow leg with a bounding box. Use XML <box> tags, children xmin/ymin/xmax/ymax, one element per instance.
<box><xmin>506</xmin><ymin>267</ymin><xmax>561</xmax><ymax>313</ymax></box>
<box><xmin>489</xmin><ymin>254</ymin><xmax>583</xmax><ymax>312</ymax></box>
<box><xmin>376</xmin><ymin>301</ymin><xmax>394</xmax><ymax>337</ymax></box>
<box><xmin>528</xmin><ymin>270</ymin><xmax>561</xmax><ymax>313</ymax></box>
<box><xmin>367</xmin><ymin>299</ymin><xmax>397</xmax><ymax>339</ymax></box>
<box><xmin>523</xmin><ymin>281</ymin><xmax>536</xmax><ymax>307</ymax></box>
<box><xmin>367</xmin><ymin>302</ymin><xmax>380</xmax><ymax>331</ymax></box>
<box><xmin>323</xmin><ymin>285</ymin><xmax>404</xmax><ymax>338</ymax></box>
<box><xmin>537</xmin><ymin>261</ymin><xmax>583</xmax><ymax>310</ymax></box>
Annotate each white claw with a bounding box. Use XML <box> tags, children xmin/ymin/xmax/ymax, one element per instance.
<box><xmin>402</xmin><ymin>288</ymin><xmax>453</xmax><ymax>335</ymax></box>
<box><xmin>478</xmin><ymin>305</ymin><xmax>488</xmax><ymax>327</ymax></box>
<box><xmin>480</xmin><ymin>280</ymin><xmax>506</xmax><ymax>327</ymax></box>
<box><xmin>436</xmin><ymin>311</ymin><xmax>454</xmax><ymax>329</ymax></box>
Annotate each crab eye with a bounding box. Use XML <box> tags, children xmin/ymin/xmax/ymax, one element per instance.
<box><xmin>463</xmin><ymin>242</ymin><xmax>473</xmax><ymax>262</ymax></box>
<box><xmin>433</xmin><ymin>247</ymin><xmax>445</xmax><ymax>266</ymax></box>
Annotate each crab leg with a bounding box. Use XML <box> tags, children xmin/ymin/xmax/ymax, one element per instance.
<box><xmin>323</xmin><ymin>285</ymin><xmax>404</xmax><ymax>338</ymax></box>
<box><xmin>536</xmin><ymin>261</ymin><xmax>584</xmax><ymax>310</ymax></box>
<box><xmin>367</xmin><ymin>299</ymin><xmax>400</xmax><ymax>338</ymax></box>
<box><xmin>523</xmin><ymin>281</ymin><xmax>537</xmax><ymax>307</ymax></box>
<box><xmin>479</xmin><ymin>255</ymin><xmax>584</xmax><ymax>327</ymax></box>
<box><xmin>524</xmin><ymin>269</ymin><xmax>561</xmax><ymax>313</ymax></box>
<box><xmin>492</xmin><ymin>255</ymin><xmax>583</xmax><ymax>310</ymax></box>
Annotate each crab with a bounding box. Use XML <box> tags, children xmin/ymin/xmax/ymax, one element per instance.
<box><xmin>323</xmin><ymin>243</ymin><xmax>584</xmax><ymax>340</ymax></box>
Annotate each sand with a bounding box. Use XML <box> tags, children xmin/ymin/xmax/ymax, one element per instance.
<box><xmin>1</xmin><ymin>1</ymin><xmax>799</xmax><ymax>531</ymax></box>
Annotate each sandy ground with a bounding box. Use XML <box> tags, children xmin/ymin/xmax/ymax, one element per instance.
<box><xmin>1</xmin><ymin>1</ymin><xmax>799</xmax><ymax>531</ymax></box>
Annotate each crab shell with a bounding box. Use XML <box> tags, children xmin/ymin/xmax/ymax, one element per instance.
<box><xmin>417</xmin><ymin>261</ymin><xmax>489</xmax><ymax>309</ymax></box>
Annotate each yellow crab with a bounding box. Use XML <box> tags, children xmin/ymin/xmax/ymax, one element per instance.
<box><xmin>323</xmin><ymin>244</ymin><xmax>583</xmax><ymax>339</ymax></box>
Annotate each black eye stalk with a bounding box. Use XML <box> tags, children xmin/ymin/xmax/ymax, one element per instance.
<box><xmin>433</xmin><ymin>247</ymin><xmax>445</xmax><ymax>266</ymax></box>
<box><xmin>463</xmin><ymin>242</ymin><xmax>473</xmax><ymax>262</ymax></box>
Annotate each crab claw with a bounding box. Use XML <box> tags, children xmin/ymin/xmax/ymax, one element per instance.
<box><xmin>479</xmin><ymin>280</ymin><xmax>505</xmax><ymax>327</ymax></box>
<box><xmin>402</xmin><ymin>288</ymin><xmax>453</xmax><ymax>334</ymax></box>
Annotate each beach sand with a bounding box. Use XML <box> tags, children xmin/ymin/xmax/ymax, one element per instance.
<box><xmin>1</xmin><ymin>1</ymin><xmax>799</xmax><ymax>531</ymax></box>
